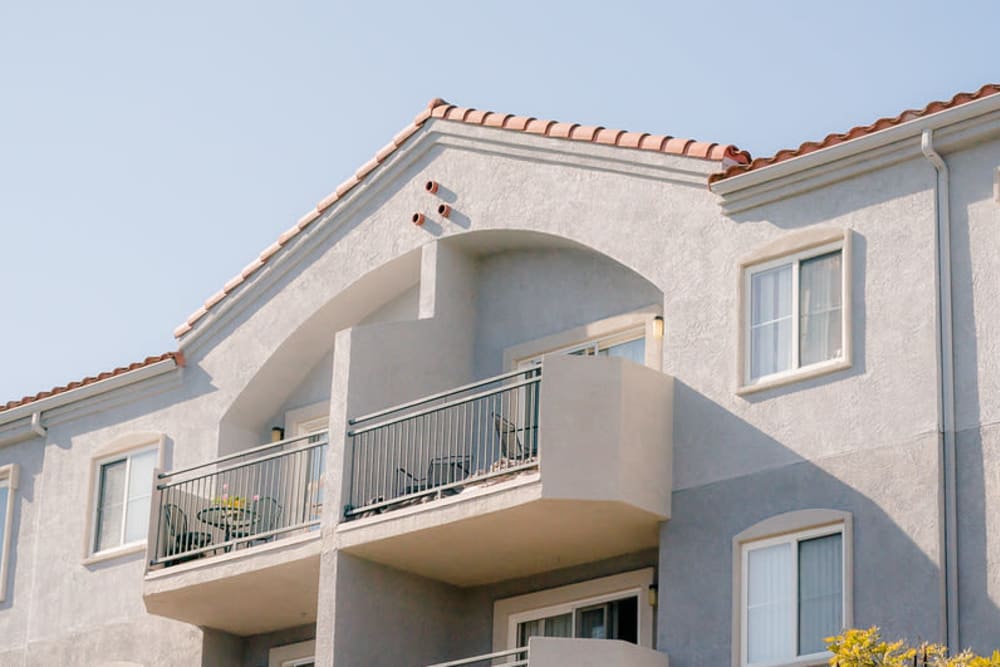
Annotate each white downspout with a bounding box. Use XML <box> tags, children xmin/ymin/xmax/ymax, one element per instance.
<box><xmin>30</xmin><ymin>412</ymin><xmax>46</xmax><ymax>439</ymax></box>
<box><xmin>921</xmin><ymin>128</ymin><xmax>959</xmax><ymax>653</ymax></box>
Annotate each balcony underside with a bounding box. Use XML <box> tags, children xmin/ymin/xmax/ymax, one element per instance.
<box><xmin>143</xmin><ymin>533</ymin><xmax>321</xmax><ymax>636</ymax></box>
<box><xmin>335</xmin><ymin>478</ymin><xmax>662</xmax><ymax>586</ymax></box>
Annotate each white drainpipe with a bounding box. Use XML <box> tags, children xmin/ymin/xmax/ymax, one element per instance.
<box><xmin>921</xmin><ymin>128</ymin><xmax>959</xmax><ymax>653</ymax></box>
<box><xmin>30</xmin><ymin>412</ymin><xmax>47</xmax><ymax>439</ymax></box>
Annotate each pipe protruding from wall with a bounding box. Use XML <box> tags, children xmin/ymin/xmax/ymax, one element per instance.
<box><xmin>437</xmin><ymin>203</ymin><xmax>451</xmax><ymax>218</ymax></box>
<box><xmin>411</xmin><ymin>213</ymin><xmax>425</xmax><ymax>226</ymax></box>
<box><xmin>424</xmin><ymin>180</ymin><xmax>439</xmax><ymax>194</ymax></box>
<box><xmin>30</xmin><ymin>411</ymin><xmax>46</xmax><ymax>438</ymax></box>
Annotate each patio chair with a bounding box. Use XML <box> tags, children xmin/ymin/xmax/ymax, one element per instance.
<box><xmin>492</xmin><ymin>412</ymin><xmax>537</xmax><ymax>459</ymax></box>
<box><xmin>231</xmin><ymin>497</ymin><xmax>282</xmax><ymax>548</ymax></box>
<box><xmin>162</xmin><ymin>504</ymin><xmax>213</xmax><ymax>565</ymax></box>
<box><xmin>397</xmin><ymin>455</ymin><xmax>470</xmax><ymax>497</ymax></box>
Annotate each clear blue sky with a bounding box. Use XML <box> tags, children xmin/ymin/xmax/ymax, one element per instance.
<box><xmin>0</xmin><ymin>1</ymin><xmax>996</xmax><ymax>404</ymax></box>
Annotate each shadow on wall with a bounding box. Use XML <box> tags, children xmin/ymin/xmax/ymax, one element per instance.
<box><xmin>662</xmin><ymin>379</ymin><xmax>958</xmax><ymax>667</ymax></box>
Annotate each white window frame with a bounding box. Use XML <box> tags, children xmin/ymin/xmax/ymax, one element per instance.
<box><xmin>507</xmin><ymin>586</ymin><xmax>645</xmax><ymax>647</ymax></box>
<box><xmin>738</xmin><ymin>229</ymin><xmax>853</xmax><ymax>395</ymax></box>
<box><xmin>268</xmin><ymin>639</ymin><xmax>315</xmax><ymax>667</ymax></box>
<box><xmin>84</xmin><ymin>432</ymin><xmax>165</xmax><ymax>562</ymax></box>
<box><xmin>732</xmin><ymin>510</ymin><xmax>853</xmax><ymax>667</ymax></box>
<box><xmin>503</xmin><ymin>305</ymin><xmax>663</xmax><ymax>372</ymax></box>
<box><xmin>493</xmin><ymin>568</ymin><xmax>655</xmax><ymax>651</ymax></box>
<box><xmin>0</xmin><ymin>463</ymin><xmax>19</xmax><ymax>602</ymax></box>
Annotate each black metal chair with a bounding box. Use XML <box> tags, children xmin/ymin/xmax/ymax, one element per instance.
<box><xmin>162</xmin><ymin>504</ymin><xmax>213</xmax><ymax>565</ymax></box>
<box><xmin>397</xmin><ymin>455</ymin><xmax>470</xmax><ymax>497</ymax></box>
<box><xmin>231</xmin><ymin>497</ymin><xmax>282</xmax><ymax>548</ymax></box>
<box><xmin>493</xmin><ymin>413</ymin><xmax>537</xmax><ymax>459</ymax></box>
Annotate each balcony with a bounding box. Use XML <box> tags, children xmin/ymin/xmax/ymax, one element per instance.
<box><xmin>143</xmin><ymin>432</ymin><xmax>327</xmax><ymax>635</ymax></box>
<box><xmin>335</xmin><ymin>354</ymin><xmax>674</xmax><ymax>586</ymax></box>
<box><xmin>425</xmin><ymin>638</ymin><xmax>669</xmax><ymax>667</ymax></box>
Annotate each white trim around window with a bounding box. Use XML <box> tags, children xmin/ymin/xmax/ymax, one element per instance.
<box><xmin>731</xmin><ymin>510</ymin><xmax>853</xmax><ymax>667</ymax></box>
<box><xmin>503</xmin><ymin>305</ymin><xmax>663</xmax><ymax>372</ymax></box>
<box><xmin>268</xmin><ymin>639</ymin><xmax>315</xmax><ymax>667</ymax></box>
<box><xmin>493</xmin><ymin>568</ymin><xmax>655</xmax><ymax>651</ymax></box>
<box><xmin>737</xmin><ymin>228</ymin><xmax>853</xmax><ymax>395</ymax></box>
<box><xmin>84</xmin><ymin>432</ymin><xmax>165</xmax><ymax>563</ymax></box>
<box><xmin>0</xmin><ymin>463</ymin><xmax>19</xmax><ymax>601</ymax></box>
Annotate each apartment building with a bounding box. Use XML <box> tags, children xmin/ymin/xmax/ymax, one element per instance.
<box><xmin>1</xmin><ymin>82</ymin><xmax>999</xmax><ymax>667</ymax></box>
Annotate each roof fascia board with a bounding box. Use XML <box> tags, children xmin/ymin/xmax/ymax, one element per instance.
<box><xmin>716</xmin><ymin>110</ymin><xmax>1000</xmax><ymax>215</ymax></box>
<box><xmin>712</xmin><ymin>92</ymin><xmax>1000</xmax><ymax>198</ymax></box>
<box><xmin>0</xmin><ymin>358</ymin><xmax>180</xmax><ymax>430</ymax></box>
<box><xmin>179</xmin><ymin>120</ymin><xmax>720</xmax><ymax>353</ymax></box>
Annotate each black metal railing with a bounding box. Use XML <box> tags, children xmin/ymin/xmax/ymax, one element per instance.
<box><xmin>345</xmin><ymin>367</ymin><xmax>541</xmax><ymax>518</ymax></box>
<box><xmin>149</xmin><ymin>431</ymin><xmax>327</xmax><ymax>568</ymax></box>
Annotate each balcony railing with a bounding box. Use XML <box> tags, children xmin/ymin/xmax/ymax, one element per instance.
<box><xmin>345</xmin><ymin>367</ymin><xmax>541</xmax><ymax>518</ymax></box>
<box><xmin>149</xmin><ymin>431</ymin><xmax>327</xmax><ymax>568</ymax></box>
<box><xmin>425</xmin><ymin>647</ymin><xmax>528</xmax><ymax>667</ymax></box>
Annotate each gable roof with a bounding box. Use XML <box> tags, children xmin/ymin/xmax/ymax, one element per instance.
<box><xmin>172</xmin><ymin>98</ymin><xmax>751</xmax><ymax>339</ymax></box>
<box><xmin>710</xmin><ymin>83</ymin><xmax>1000</xmax><ymax>184</ymax></box>
<box><xmin>0</xmin><ymin>352</ymin><xmax>184</xmax><ymax>416</ymax></box>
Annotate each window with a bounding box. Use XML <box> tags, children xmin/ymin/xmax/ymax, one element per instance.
<box><xmin>495</xmin><ymin>568</ymin><xmax>655</xmax><ymax>651</ymax></box>
<box><xmin>269</xmin><ymin>640</ymin><xmax>315</xmax><ymax>667</ymax></box>
<box><xmin>504</xmin><ymin>306</ymin><xmax>663</xmax><ymax>372</ymax></box>
<box><xmin>519</xmin><ymin>327</ymin><xmax>647</xmax><ymax>368</ymax></box>
<box><xmin>734</xmin><ymin>511</ymin><xmax>852</xmax><ymax>667</ymax></box>
<box><xmin>739</xmin><ymin>230</ymin><xmax>852</xmax><ymax>392</ymax></box>
<box><xmin>92</xmin><ymin>446</ymin><xmax>157</xmax><ymax>554</ymax></box>
<box><xmin>516</xmin><ymin>594</ymin><xmax>639</xmax><ymax>645</ymax></box>
<box><xmin>0</xmin><ymin>464</ymin><xmax>18</xmax><ymax>601</ymax></box>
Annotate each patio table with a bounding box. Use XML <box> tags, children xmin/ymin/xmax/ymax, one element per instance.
<box><xmin>197</xmin><ymin>505</ymin><xmax>256</xmax><ymax>547</ymax></box>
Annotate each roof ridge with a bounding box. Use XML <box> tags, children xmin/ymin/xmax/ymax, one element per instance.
<box><xmin>710</xmin><ymin>82</ymin><xmax>1000</xmax><ymax>184</ymax></box>
<box><xmin>0</xmin><ymin>351</ymin><xmax>184</xmax><ymax>415</ymax></box>
<box><xmin>172</xmin><ymin>98</ymin><xmax>749</xmax><ymax>339</ymax></box>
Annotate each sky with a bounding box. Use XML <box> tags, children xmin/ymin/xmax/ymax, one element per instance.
<box><xmin>0</xmin><ymin>0</ymin><xmax>997</xmax><ymax>404</ymax></box>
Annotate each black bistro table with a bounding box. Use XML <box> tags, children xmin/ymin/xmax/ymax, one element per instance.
<box><xmin>197</xmin><ymin>504</ymin><xmax>256</xmax><ymax>550</ymax></box>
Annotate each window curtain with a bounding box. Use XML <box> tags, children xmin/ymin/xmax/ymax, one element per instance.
<box><xmin>747</xmin><ymin>543</ymin><xmax>794</xmax><ymax>663</ymax></box>
<box><xmin>798</xmin><ymin>533</ymin><xmax>843</xmax><ymax>654</ymax></box>
<box><xmin>799</xmin><ymin>252</ymin><xmax>842</xmax><ymax>366</ymax></box>
<box><xmin>750</xmin><ymin>265</ymin><xmax>793</xmax><ymax>379</ymax></box>
<box><xmin>124</xmin><ymin>450</ymin><xmax>157</xmax><ymax>543</ymax></box>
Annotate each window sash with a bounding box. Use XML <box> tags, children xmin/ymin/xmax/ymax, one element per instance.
<box><xmin>741</xmin><ymin>525</ymin><xmax>845</xmax><ymax>667</ymax></box>
<box><xmin>745</xmin><ymin>243</ymin><xmax>844</xmax><ymax>384</ymax></box>
<box><xmin>518</xmin><ymin>327</ymin><xmax>646</xmax><ymax>368</ymax></box>
<box><xmin>92</xmin><ymin>447</ymin><xmax>157</xmax><ymax>553</ymax></box>
<box><xmin>510</xmin><ymin>588</ymin><xmax>643</xmax><ymax>648</ymax></box>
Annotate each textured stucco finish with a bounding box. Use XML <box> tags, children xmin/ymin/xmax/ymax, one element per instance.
<box><xmin>0</xmin><ymin>110</ymin><xmax>997</xmax><ymax>666</ymax></box>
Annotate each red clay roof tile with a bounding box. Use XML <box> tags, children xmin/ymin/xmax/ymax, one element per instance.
<box><xmin>1</xmin><ymin>352</ymin><xmax>184</xmax><ymax>415</ymax></box>
<box><xmin>710</xmin><ymin>82</ymin><xmax>1000</xmax><ymax>184</ymax></box>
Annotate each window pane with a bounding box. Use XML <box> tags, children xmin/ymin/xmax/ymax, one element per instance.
<box><xmin>123</xmin><ymin>450</ymin><xmax>156</xmax><ymax>543</ymax></box>
<box><xmin>517</xmin><ymin>619</ymin><xmax>542</xmax><ymax>647</ymax></box>
<box><xmin>576</xmin><ymin>604</ymin><xmax>607</xmax><ymax>639</ymax></box>
<box><xmin>747</xmin><ymin>543</ymin><xmax>794</xmax><ymax>664</ymax></box>
<box><xmin>750</xmin><ymin>265</ymin><xmax>793</xmax><ymax>379</ymax></box>
<box><xmin>608</xmin><ymin>597</ymin><xmax>638</xmax><ymax>644</ymax></box>
<box><xmin>599</xmin><ymin>338</ymin><xmax>645</xmax><ymax>365</ymax></box>
<box><xmin>95</xmin><ymin>460</ymin><xmax>126</xmax><ymax>551</ymax></box>
<box><xmin>0</xmin><ymin>485</ymin><xmax>8</xmax><ymax>564</ymax></box>
<box><xmin>545</xmin><ymin>613</ymin><xmax>572</xmax><ymax>638</ymax></box>
<box><xmin>751</xmin><ymin>320</ymin><xmax>792</xmax><ymax>380</ymax></box>
<box><xmin>798</xmin><ymin>533</ymin><xmax>843</xmax><ymax>655</ymax></box>
<box><xmin>800</xmin><ymin>251</ymin><xmax>843</xmax><ymax>366</ymax></box>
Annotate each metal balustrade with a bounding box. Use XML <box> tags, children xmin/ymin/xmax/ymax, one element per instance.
<box><xmin>425</xmin><ymin>646</ymin><xmax>529</xmax><ymax>667</ymax></box>
<box><xmin>345</xmin><ymin>367</ymin><xmax>541</xmax><ymax>518</ymax></box>
<box><xmin>148</xmin><ymin>431</ymin><xmax>327</xmax><ymax>568</ymax></box>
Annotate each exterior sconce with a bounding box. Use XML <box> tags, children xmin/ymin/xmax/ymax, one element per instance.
<box><xmin>271</xmin><ymin>426</ymin><xmax>285</xmax><ymax>443</ymax></box>
<box><xmin>652</xmin><ymin>316</ymin><xmax>664</xmax><ymax>338</ymax></box>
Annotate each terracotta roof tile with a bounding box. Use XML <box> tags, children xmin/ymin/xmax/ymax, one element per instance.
<box><xmin>1</xmin><ymin>352</ymin><xmax>184</xmax><ymax>415</ymax></box>
<box><xmin>174</xmin><ymin>97</ymin><xmax>748</xmax><ymax>339</ymax></box>
<box><xmin>711</xmin><ymin>82</ymin><xmax>1000</xmax><ymax>184</ymax></box>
